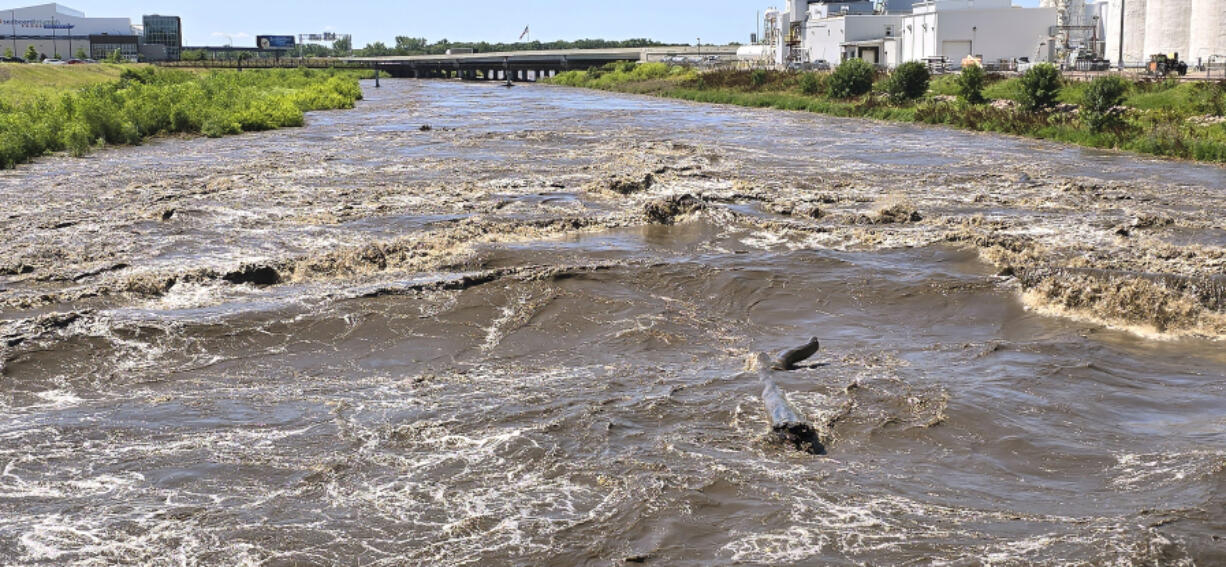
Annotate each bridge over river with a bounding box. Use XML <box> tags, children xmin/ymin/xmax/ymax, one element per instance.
<box><xmin>343</xmin><ymin>46</ymin><xmax>739</xmax><ymax>81</ymax></box>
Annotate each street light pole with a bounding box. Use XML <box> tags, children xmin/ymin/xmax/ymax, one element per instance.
<box><xmin>1117</xmin><ymin>0</ymin><xmax>1125</xmax><ymax>71</ymax></box>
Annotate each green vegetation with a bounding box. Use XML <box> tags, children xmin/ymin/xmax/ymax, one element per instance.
<box><xmin>1081</xmin><ymin>75</ymin><xmax>1130</xmax><ymax>132</ymax></box>
<box><xmin>0</xmin><ymin>64</ymin><xmax>131</xmax><ymax>104</ymax></box>
<box><xmin>957</xmin><ymin>64</ymin><xmax>986</xmax><ymax>104</ymax></box>
<box><xmin>0</xmin><ymin>67</ymin><xmax>363</xmax><ymax>168</ymax></box>
<box><xmin>885</xmin><ymin>61</ymin><xmax>930</xmax><ymax>101</ymax></box>
<box><xmin>545</xmin><ymin>61</ymin><xmax>1226</xmax><ymax>163</ymax></box>
<box><xmin>829</xmin><ymin>58</ymin><xmax>876</xmax><ymax>98</ymax></box>
<box><xmin>798</xmin><ymin>71</ymin><xmax>824</xmax><ymax>96</ymax></box>
<box><xmin>74</xmin><ymin>48</ymin><xmax>87</xmax><ymax>60</ymax></box>
<box><xmin>1018</xmin><ymin>63</ymin><xmax>1061</xmax><ymax>111</ymax></box>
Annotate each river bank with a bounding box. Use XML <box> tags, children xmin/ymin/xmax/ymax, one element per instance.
<box><xmin>546</xmin><ymin>63</ymin><xmax>1226</xmax><ymax>164</ymax></box>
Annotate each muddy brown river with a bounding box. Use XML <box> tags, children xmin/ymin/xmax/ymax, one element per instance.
<box><xmin>0</xmin><ymin>79</ymin><xmax>1224</xmax><ymax>566</ymax></box>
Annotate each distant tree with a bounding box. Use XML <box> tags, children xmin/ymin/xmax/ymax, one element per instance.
<box><xmin>1081</xmin><ymin>75</ymin><xmax>1131</xmax><ymax>132</ymax></box>
<box><xmin>180</xmin><ymin>49</ymin><xmax>207</xmax><ymax>61</ymax></box>
<box><xmin>357</xmin><ymin>41</ymin><xmax>393</xmax><ymax>56</ymax></box>
<box><xmin>394</xmin><ymin>36</ymin><xmax>428</xmax><ymax>54</ymax></box>
<box><xmin>828</xmin><ymin>58</ymin><xmax>875</xmax><ymax>98</ymax></box>
<box><xmin>74</xmin><ymin>47</ymin><xmax>87</xmax><ymax>59</ymax></box>
<box><xmin>25</xmin><ymin>45</ymin><xmax>38</xmax><ymax>61</ymax></box>
<box><xmin>957</xmin><ymin>63</ymin><xmax>986</xmax><ymax>104</ymax></box>
<box><xmin>3</xmin><ymin>48</ymin><xmax>11</xmax><ymax>58</ymax></box>
<box><xmin>53</xmin><ymin>53</ymin><xmax>61</xmax><ymax>59</ymax></box>
<box><xmin>885</xmin><ymin>61</ymin><xmax>930</xmax><ymax>100</ymax></box>
<box><xmin>1018</xmin><ymin>63</ymin><xmax>1061</xmax><ymax>111</ymax></box>
<box><xmin>108</xmin><ymin>48</ymin><xmax>123</xmax><ymax>63</ymax></box>
<box><xmin>331</xmin><ymin>36</ymin><xmax>351</xmax><ymax>54</ymax></box>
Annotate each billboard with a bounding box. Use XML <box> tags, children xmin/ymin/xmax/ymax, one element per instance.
<box><xmin>257</xmin><ymin>35</ymin><xmax>295</xmax><ymax>50</ymax></box>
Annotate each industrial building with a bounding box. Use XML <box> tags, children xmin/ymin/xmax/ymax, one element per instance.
<box><xmin>745</xmin><ymin>0</ymin><xmax>1060</xmax><ymax>69</ymax></box>
<box><xmin>0</xmin><ymin>3</ymin><xmax>180</xmax><ymax>61</ymax></box>
<box><xmin>1103</xmin><ymin>0</ymin><xmax>1226</xmax><ymax>69</ymax></box>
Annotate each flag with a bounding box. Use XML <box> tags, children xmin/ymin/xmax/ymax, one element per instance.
<box><xmin>519</xmin><ymin>26</ymin><xmax>530</xmax><ymax>40</ymax></box>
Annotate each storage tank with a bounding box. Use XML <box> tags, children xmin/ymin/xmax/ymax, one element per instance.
<box><xmin>1143</xmin><ymin>0</ymin><xmax>1191</xmax><ymax>60</ymax></box>
<box><xmin>1104</xmin><ymin>0</ymin><xmax>1146</xmax><ymax>66</ymax></box>
<box><xmin>1189</xmin><ymin>0</ymin><xmax>1226</xmax><ymax>64</ymax></box>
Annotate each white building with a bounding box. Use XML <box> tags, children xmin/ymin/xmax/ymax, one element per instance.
<box><xmin>894</xmin><ymin>0</ymin><xmax>1057</xmax><ymax>67</ymax></box>
<box><xmin>748</xmin><ymin>0</ymin><xmax>1058</xmax><ymax>69</ymax></box>
<box><xmin>0</xmin><ymin>3</ymin><xmax>137</xmax><ymax>60</ymax></box>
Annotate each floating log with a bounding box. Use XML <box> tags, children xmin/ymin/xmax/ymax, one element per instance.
<box><xmin>751</xmin><ymin>351</ymin><xmax>825</xmax><ymax>455</ymax></box>
<box><xmin>772</xmin><ymin>336</ymin><xmax>821</xmax><ymax>370</ymax></box>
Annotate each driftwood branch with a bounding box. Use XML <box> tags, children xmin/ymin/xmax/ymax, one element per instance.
<box><xmin>750</xmin><ymin>346</ymin><xmax>826</xmax><ymax>455</ymax></box>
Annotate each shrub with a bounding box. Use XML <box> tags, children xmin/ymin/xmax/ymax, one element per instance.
<box><xmin>1018</xmin><ymin>63</ymin><xmax>1061</xmax><ymax>111</ymax></box>
<box><xmin>798</xmin><ymin>71</ymin><xmax>824</xmax><ymax>96</ymax></box>
<box><xmin>24</xmin><ymin>45</ymin><xmax>37</xmax><ymax>61</ymax></box>
<box><xmin>958</xmin><ymin>64</ymin><xmax>986</xmax><ymax>104</ymax></box>
<box><xmin>1082</xmin><ymin>75</ymin><xmax>1130</xmax><ymax>132</ymax></box>
<box><xmin>750</xmin><ymin>69</ymin><xmax>768</xmax><ymax>88</ymax></box>
<box><xmin>829</xmin><ymin>58</ymin><xmax>875</xmax><ymax>98</ymax></box>
<box><xmin>61</xmin><ymin>121</ymin><xmax>93</xmax><ymax>157</ymax></box>
<box><xmin>885</xmin><ymin>61</ymin><xmax>930</xmax><ymax>101</ymax></box>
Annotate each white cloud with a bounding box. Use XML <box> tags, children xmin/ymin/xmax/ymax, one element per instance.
<box><xmin>210</xmin><ymin>31</ymin><xmax>252</xmax><ymax>39</ymax></box>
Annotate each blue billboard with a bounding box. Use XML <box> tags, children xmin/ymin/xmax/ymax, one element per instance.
<box><xmin>257</xmin><ymin>35</ymin><xmax>295</xmax><ymax>50</ymax></box>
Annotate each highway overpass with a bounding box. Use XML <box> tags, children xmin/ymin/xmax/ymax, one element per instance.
<box><xmin>342</xmin><ymin>47</ymin><xmax>739</xmax><ymax>80</ymax></box>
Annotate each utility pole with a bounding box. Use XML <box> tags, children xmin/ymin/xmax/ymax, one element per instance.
<box><xmin>11</xmin><ymin>11</ymin><xmax>17</xmax><ymax>58</ymax></box>
<box><xmin>1117</xmin><ymin>0</ymin><xmax>1125</xmax><ymax>71</ymax></box>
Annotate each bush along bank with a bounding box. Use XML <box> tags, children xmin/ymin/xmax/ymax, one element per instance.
<box><xmin>0</xmin><ymin>67</ymin><xmax>364</xmax><ymax>168</ymax></box>
<box><xmin>545</xmin><ymin>61</ymin><xmax>1226</xmax><ymax>164</ymax></box>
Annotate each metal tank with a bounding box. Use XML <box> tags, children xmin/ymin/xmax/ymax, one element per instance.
<box><xmin>1144</xmin><ymin>0</ymin><xmax>1191</xmax><ymax>60</ymax></box>
<box><xmin>1189</xmin><ymin>0</ymin><xmax>1226</xmax><ymax>65</ymax></box>
<box><xmin>1104</xmin><ymin>0</ymin><xmax>1147</xmax><ymax>66</ymax></box>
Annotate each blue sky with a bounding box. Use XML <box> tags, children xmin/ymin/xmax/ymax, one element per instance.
<box><xmin>63</xmin><ymin>1</ymin><xmax>1041</xmax><ymax>48</ymax></box>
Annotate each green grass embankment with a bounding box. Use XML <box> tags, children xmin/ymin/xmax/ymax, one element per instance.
<box><xmin>546</xmin><ymin>62</ymin><xmax>1226</xmax><ymax>164</ymax></box>
<box><xmin>0</xmin><ymin>66</ymin><xmax>365</xmax><ymax>168</ymax></box>
<box><xmin>0</xmin><ymin>63</ymin><xmax>133</xmax><ymax>104</ymax></box>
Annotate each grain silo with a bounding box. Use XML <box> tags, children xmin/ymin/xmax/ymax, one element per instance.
<box><xmin>1189</xmin><ymin>0</ymin><xmax>1226</xmax><ymax>64</ymax></box>
<box><xmin>1143</xmin><ymin>0</ymin><xmax>1192</xmax><ymax>60</ymax></box>
<box><xmin>1104</xmin><ymin>0</ymin><xmax>1146</xmax><ymax>66</ymax></box>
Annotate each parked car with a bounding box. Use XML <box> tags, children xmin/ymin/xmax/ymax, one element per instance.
<box><xmin>65</xmin><ymin>58</ymin><xmax>85</xmax><ymax>65</ymax></box>
<box><xmin>812</xmin><ymin>59</ymin><xmax>832</xmax><ymax>71</ymax></box>
<box><xmin>0</xmin><ymin>56</ymin><xmax>25</xmax><ymax>63</ymax></box>
<box><xmin>43</xmin><ymin>58</ymin><xmax>64</xmax><ymax>65</ymax></box>
<box><xmin>1016</xmin><ymin>57</ymin><xmax>1034</xmax><ymax>72</ymax></box>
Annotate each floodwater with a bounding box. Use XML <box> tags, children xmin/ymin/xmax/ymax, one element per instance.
<box><xmin>0</xmin><ymin>79</ymin><xmax>1223</xmax><ymax>566</ymax></box>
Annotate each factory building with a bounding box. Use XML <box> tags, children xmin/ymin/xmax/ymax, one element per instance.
<box><xmin>0</xmin><ymin>3</ymin><xmax>181</xmax><ymax>61</ymax></box>
<box><xmin>1102</xmin><ymin>0</ymin><xmax>1226</xmax><ymax>68</ymax></box>
<box><xmin>747</xmin><ymin>0</ymin><xmax>1058</xmax><ymax>69</ymax></box>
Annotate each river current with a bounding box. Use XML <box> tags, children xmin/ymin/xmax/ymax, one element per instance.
<box><xmin>0</xmin><ymin>79</ymin><xmax>1223</xmax><ymax>566</ymax></box>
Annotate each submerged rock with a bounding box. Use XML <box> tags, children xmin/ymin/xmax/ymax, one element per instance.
<box><xmin>643</xmin><ymin>194</ymin><xmax>705</xmax><ymax>224</ymax></box>
<box><xmin>223</xmin><ymin>264</ymin><xmax>281</xmax><ymax>287</ymax></box>
<box><xmin>608</xmin><ymin>173</ymin><xmax>655</xmax><ymax>195</ymax></box>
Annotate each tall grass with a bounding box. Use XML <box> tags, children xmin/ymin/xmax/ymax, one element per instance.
<box><xmin>545</xmin><ymin>63</ymin><xmax>1226</xmax><ymax>164</ymax></box>
<box><xmin>0</xmin><ymin>67</ymin><xmax>363</xmax><ymax>168</ymax></box>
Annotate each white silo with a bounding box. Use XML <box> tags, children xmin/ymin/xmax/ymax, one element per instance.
<box><xmin>1143</xmin><ymin>0</ymin><xmax>1192</xmax><ymax>60</ymax></box>
<box><xmin>1104</xmin><ymin>0</ymin><xmax>1146</xmax><ymax>66</ymax></box>
<box><xmin>1189</xmin><ymin>0</ymin><xmax>1226</xmax><ymax>65</ymax></box>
